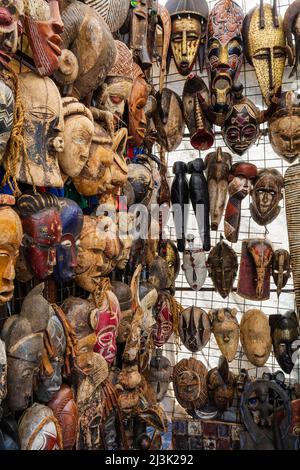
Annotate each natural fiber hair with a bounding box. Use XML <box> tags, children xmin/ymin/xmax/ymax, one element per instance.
<box><xmin>16</xmin><ymin>192</ymin><xmax>60</xmax><ymax>218</ymax></box>
<box><xmin>26</xmin><ymin>414</ymin><xmax>63</xmax><ymax>450</ymax></box>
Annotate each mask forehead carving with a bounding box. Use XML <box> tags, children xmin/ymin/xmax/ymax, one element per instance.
<box><xmin>173</xmin><ymin>357</ymin><xmax>208</xmax><ymax>414</ymax></box>
<box><xmin>0</xmin><ymin>0</ymin><xmax>24</xmax><ymax>54</ymax></box>
<box><xmin>179</xmin><ymin>306</ymin><xmax>211</xmax><ymax>352</ymax></box>
<box><xmin>240</xmin><ymin>309</ymin><xmax>272</xmax><ymax>367</ymax></box>
<box><xmin>81</xmin><ymin>0</ymin><xmax>130</xmax><ymax>32</ymax></box>
<box><xmin>250</xmin><ymin>169</ymin><xmax>284</xmax><ymax>226</ymax></box>
<box><xmin>272</xmin><ymin>249</ymin><xmax>291</xmax><ymax>297</ymax></box>
<box><xmin>243</xmin><ymin>3</ymin><xmax>286</xmax><ymax>105</ymax></box>
<box><xmin>207</xmin><ymin>237</ymin><xmax>238</xmax><ymax>299</ymax></box>
<box><xmin>269</xmin><ymin>311</ymin><xmax>300</xmax><ymax>374</ymax></box>
<box><xmin>209</xmin><ymin>308</ymin><xmax>239</xmax><ymax>362</ymax></box>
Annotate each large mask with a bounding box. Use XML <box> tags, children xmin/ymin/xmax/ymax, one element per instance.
<box><xmin>205</xmin><ymin>147</ymin><xmax>232</xmax><ymax>231</ymax></box>
<box><xmin>283</xmin><ymin>0</ymin><xmax>300</xmax><ymax>77</ymax></box>
<box><xmin>154</xmin><ymin>88</ymin><xmax>184</xmax><ymax>152</ymax></box>
<box><xmin>179</xmin><ymin>306</ymin><xmax>211</xmax><ymax>353</ymax></box>
<box><xmin>240</xmin><ymin>309</ymin><xmax>272</xmax><ymax>367</ymax></box>
<box><xmin>17</xmin><ymin>193</ymin><xmax>62</xmax><ymax>281</ymax></box>
<box><xmin>13</xmin><ymin>72</ymin><xmax>64</xmax><ymax>188</ymax></box>
<box><xmin>207</xmin><ymin>0</ymin><xmax>244</xmax><ymax>115</ymax></box>
<box><xmin>182</xmin><ymin>235</ymin><xmax>207</xmax><ymax>291</ymax></box>
<box><xmin>250</xmin><ymin>169</ymin><xmax>284</xmax><ymax>226</ymax></box>
<box><xmin>24</xmin><ymin>0</ymin><xmax>63</xmax><ymax>77</ymax></box>
<box><xmin>0</xmin><ymin>0</ymin><xmax>23</xmax><ymax>54</ymax></box>
<box><xmin>0</xmin><ymin>338</ymin><xmax>6</xmax><ymax>410</ymax></box>
<box><xmin>268</xmin><ymin>91</ymin><xmax>300</xmax><ymax>164</ymax></box>
<box><xmin>48</xmin><ymin>384</ymin><xmax>78</xmax><ymax>451</ymax></box>
<box><xmin>54</xmin><ymin>198</ymin><xmax>83</xmax><ymax>284</ymax></box>
<box><xmin>128</xmin><ymin>64</ymin><xmax>150</xmax><ymax>147</ymax></box>
<box><xmin>152</xmin><ymin>291</ymin><xmax>174</xmax><ymax>348</ymax></box>
<box><xmin>166</xmin><ymin>0</ymin><xmax>209</xmax><ymax>75</ymax></box>
<box><xmin>145</xmin><ymin>350</ymin><xmax>172</xmax><ymax>402</ymax></box>
<box><xmin>207</xmin><ymin>357</ymin><xmax>235</xmax><ymax>412</ymax></box>
<box><xmin>208</xmin><ymin>308</ymin><xmax>239</xmax><ymax>363</ymax></box>
<box><xmin>0</xmin><ymin>79</ymin><xmax>14</xmax><ymax>164</ymax></box>
<box><xmin>243</xmin><ymin>2</ymin><xmax>287</xmax><ymax>106</ymax></box>
<box><xmin>111</xmin><ymin>281</ymin><xmax>133</xmax><ymax>344</ymax></box>
<box><xmin>173</xmin><ymin>358</ymin><xmax>208</xmax><ymax>416</ymax></box>
<box><xmin>18</xmin><ymin>403</ymin><xmax>63</xmax><ymax>450</ymax></box>
<box><xmin>269</xmin><ymin>311</ymin><xmax>300</xmax><ymax>374</ymax></box>
<box><xmin>0</xmin><ymin>204</ymin><xmax>23</xmax><ymax>304</ymax></box>
<box><xmin>272</xmin><ymin>249</ymin><xmax>291</xmax><ymax>297</ymax></box>
<box><xmin>207</xmin><ymin>237</ymin><xmax>238</xmax><ymax>299</ymax></box>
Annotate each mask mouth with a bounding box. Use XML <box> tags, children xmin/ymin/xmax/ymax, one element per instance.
<box><xmin>179</xmin><ymin>61</ymin><xmax>191</xmax><ymax>73</ymax></box>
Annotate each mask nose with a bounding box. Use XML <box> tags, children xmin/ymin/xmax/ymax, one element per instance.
<box><xmin>289</xmin><ymin>138</ymin><xmax>294</xmax><ymax>152</ymax></box>
<box><xmin>182</xmin><ymin>30</ymin><xmax>187</xmax><ymax>57</ymax></box>
<box><xmin>50</xmin><ymin>0</ymin><xmax>64</xmax><ymax>34</ymax></box>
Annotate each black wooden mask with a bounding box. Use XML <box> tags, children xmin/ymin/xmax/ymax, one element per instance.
<box><xmin>207</xmin><ymin>237</ymin><xmax>238</xmax><ymax>298</ymax></box>
<box><xmin>269</xmin><ymin>311</ymin><xmax>300</xmax><ymax>374</ymax></box>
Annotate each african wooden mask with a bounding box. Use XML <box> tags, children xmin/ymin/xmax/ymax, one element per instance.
<box><xmin>17</xmin><ymin>193</ymin><xmax>62</xmax><ymax>281</ymax></box>
<box><xmin>0</xmin><ymin>0</ymin><xmax>23</xmax><ymax>54</ymax></box>
<box><xmin>48</xmin><ymin>384</ymin><xmax>78</xmax><ymax>451</ymax></box>
<box><xmin>152</xmin><ymin>291</ymin><xmax>174</xmax><ymax>348</ymax></box>
<box><xmin>58</xmin><ymin>97</ymin><xmax>94</xmax><ymax>178</ymax></box>
<box><xmin>179</xmin><ymin>306</ymin><xmax>211</xmax><ymax>353</ymax></box>
<box><xmin>207</xmin><ymin>237</ymin><xmax>238</xmax><ymax>299</ymax></box>
<box><xmin>238</xmin><ymin>239</ymin><xmax>273</xmax><ymax>301</ymax></box>
<box><xmin>18</xmin><ymin>403</ymin><xmax>63</xmax><ymax>450</ymax></box>
<box><xmin>250</xmin><ymin>169</ymin><xmax>284</xmax><ymax>226</ymax></box>
<box><xmin>283</xmin><ymin>0</ymin><xmax>300</xmax><ymax>77</ymax></box>
<box><xmin>269</xmin><ymin>311</ymin><xmax>300</xmax><ymax>374</ymax></box>
<box><xmin>154</xmin><ymin>88</ymin><xmax>184</xmax><ymax>152</ymax></box>
<box><xmin>14</xmin><ymin>72</ymin><xmax>64</xmax><ymax>188</ymax></box>
<box><xmin>0</xmin><ymin>205</ymin><xmax>23</xmax><ymax>304</ymax></box>
<box><xmin>173</xmin><ymin>358</ymin><xmax>208</xmax><ymax>415</ymax></box>
<box><xmin>0</xmin><ymin>338</ymin><xmax>6</xmax><ymax>409</ymax></box>
<box><xmin>145</xmin><ymin>350</ymin><xmax>172</xmax><ymax>402</ymax></box>
<box><xmin>182</xmin><ymin>234</ymin><xmax>207</xmax><ymax>291</ymax></box>
<box><xmin>272</xmin><ymin>249</ymin><xmax>291</xmax><ymax>297</ymax></box>
<box><xmin>207</xmin><ymin>356</ymin><xmax>235</xmax><ymax>412</ymax></box>
<box><xmin>0</xmin><ymin>79</ymin><xmax>14</xmax><ymax>164</ymax></box>
<box><xmin>206</xmin><ymin>0</ymin><xmax>244</xmax><ymax>116</ymax></box>
<box><xmin>208</xmin><ymin>308</ymin><xmax>239</xmax><ymax>362</ymax></box>
<box><xmin>82</xmin><ymin>0</ymin><xmax>130</xmax><ymax>33</ymax></box>
<box><xmin>128</xmin><ymin>64</ymin><xmax>150</xmax><ymax>147</ymax></box>
<box><xmin>24</xmin><ymin>0</ymin><xmax>64</xmax><ymax>77</ymax></box>
<box><xmin>205</xmin><ymin>147</ymin><xmax>232</xmax><ymax>231</ymax></box>
<box><xmin>243</xmin><ymin>2</ymin><xmax>287</xmax><ymax>106</ymax></box>
<box><xmin>111</xmin><ymin>281</ymin><xmax>133</xmax><ymax>343</ymax></box>
<box><xmin>240</xmin><ymin>309</ymin><xmax>272</xmax><ymax>367</ymax></box>
<box><xmin>268</xmin><ymin>91</ymin><xmax>300</xmax><ymax>164</ymax></box>
<box><xmin>166</xmin><ymin>0</ymin><xmax>209</xmax><ymax>75</ymax></box>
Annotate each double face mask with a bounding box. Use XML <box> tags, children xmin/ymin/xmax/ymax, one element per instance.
<box><xmin>250</xmin><ymin>169</ymin><xmax>284</xmax><ymax>226</ymax></box>
<box><xmin>179</xmin><ymin>306</ymin><xmax>211</xmax><ymax>353</ymax></box>
<box><xmin>209</xmin><ymin>308</ymin><xmax>239</xmax><ymax>363</ymax></box>
<box><xmin>0</xmin><ymin>0</ymin><xmax>23</xmax><ymax>54</ymax></box>
<box><xmin>240</xmin><ymin>309</ymin><xmax>272</xmax><ymax>367</ymax></box>
<box><xmin>269</xmin><ymin>311</ymin><xmax>300</xmax><ymax>374</ymax></box>
<box><xmin>207</xmin><ymin>237</ymin><xmax>238</xmax><ymax>299</ymax></box>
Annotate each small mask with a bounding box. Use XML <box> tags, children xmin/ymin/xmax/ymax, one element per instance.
<box><xmin>145</xmin><ymin>350</ymin><xmax>172</xmax><ymax>402</ymax></box>
<box><xmin>173</xmin><ymin>357</ymin><xmax>208</xmax><ymax>415</ymax></box>
<box><xmin>182</xmin><ymin>235</ymin><xmax>207</xmax><ymax>291</ymax></box>
<box><xmin>283</xmin><ymin>0</ymin><xmax>300</xmax><ymax>77</ymax></box>
<box><xmin>129</xmin><ymin>0</ymin><xmax>149</xmax><ymax>66</ymax></box>
<box><xmin>179</xmin><ymin>306</ymin><xmax>211</xmax><ymax>352</ymax></box>
<box><xmin>154</xmin><ymin>88</ymin><xmax>185</xmax><ymax>152</ymax></box>
<box><xmin>207</xmin><ymin>237</ymin><xmax>238</xmax><ymax>298</ymax></box>
<box><xmin>128</xmin><ymin>64</ymin><xmax>150</xmax><ymax>147</ymax></box>
<box><xmin>48</xmin><ymin>384</ymin><xmax>78</xmax><ymax>451</ymax></box>
<box><xmin>17</xmin><ymin>193</ymin><xmax>62</xmax><ymax>281</ymax></box>
<box><xmin>18</xmin><ymin>403</ymin><xmax>63</xmax><ymax>450</ymax></box>
<box><xmin>272</xmin><ymin>249</ymin><xmax>291</xmax><ymax>297</ymax></box>
<box><xmin>269</xmin><ymin>311</ymin><xmax>300</xmax><ymax>374</ymax></box>
<box><xmin>207</xmin><ymin>0</ymin><xmax>244</xmax><ymax>115</ymax></box>
<box><xmin>111</xmin><ymin>281</ymin><xmax>133</xmax><ymax>343</ymax></box>
<box><xmin>243</xmin><ymin>2</ymin><xmax>287</xmax><ymax>106</ymax></box>
<box><xmin>0</xmin><ymin>80</ymin><xmax>14</xmax><ymax>163</ymax></box>
<box><xmin>207</xmin><ymin>356</ymin><xmax>235</xmax><ymax>411</ymax></box>
<box><xmin>166</xmin><ymin>0</ymin><xmax>209</xmax><ymax>75</ymax></box>
<box><xmin>152</xmin><ymin>291</ymin><xmax>174</xmax><ymax>348</ymax></box>
<box><xmin>205</xmin><ymin>147</ymin><xmax>232</xmax><ymax>231</ymax></box>
<box><xmin>240</xmin><ymin>309</ymin><xmax>272</xmax><ymax>367</ymax></box>
<box><xmin>250</xmin><ymin>169</ymin><xmax>284</xmax><ymax>226</ymax></box>
<box><xmin>54</xmin><ymin>199</ymin><xmax>83</xmax><ymax>284</ymax></box>
<box><xmin>209</xmin><ymin>308</ymin><xmax>239</xmax><ymax>362</ymax></box>
<box><xmin>0</xmin><ymin>0</ymin><xmax>23</xmax><ymax>54</ymax></box>
<box><xmin>268</xmin><ymin>91</ymin><xmax>300</xmax><ymax>164</ymax></box>
<box><xmin>0</xmin><ymin>338</ymin><xmax>6</xmax><ymax>408</ymax></box>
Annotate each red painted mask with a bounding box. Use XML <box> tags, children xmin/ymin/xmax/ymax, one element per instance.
<box><xmin>152</xmin><ymin>292</ymin><xmax>173</xmax><ymax>348</ymax></box>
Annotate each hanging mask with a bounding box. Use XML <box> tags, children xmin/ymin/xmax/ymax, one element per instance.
<box><xmin>172</xmin><ymin>357</ymin><xmax>208</xmax><ymax>416</ymax></box>
<box><xmin>0</xmin><ymin>79</ymin><xmax>14</xmax><ymax>164</ymax></box>
<box><xmin>152</xmin><ymin>291</ymin><xmax>174</xmax><ymax>348</ymax></box>
<box><xmin>206</xmin><ymin>0</ymin><xmax>244</xmax><ymax>116</ymax></box>
<box><xmin>145</xmin><ymin>350</ymin><xmax>172</xmax><ymax>402</ymax></box>
<box><xmin>127</xmin><ymin>159</ymin><xmax>154</xmax><ymax>205</ymax></box>
<box><xmin>0</xmin><ymin>0</ymin><xmax>23</xmax><ymax>54</ymax></box>
<box><xmin>208</xmin><ymin>308</ymin><xmax>239</xmax><ymax>363</ymax></box>
<box><xmin>182</xmin><ymin>235</ymin><xmax>207</xmax><ymax>291</ymax></box>
<box><xmin>283</xmin><ymin>0</ymin><xmax>300</xmax><ymax>78</ymax></box>
<box><xmin>269</xmin><ymin>311</ymin><xmax>300</xmax><ymax>374</ymax></box>
<box><xmin>129</xmin><ymin>64</ymin><xmax>151</xmax><ymax>147</ymax></box>
<box><xmin>240</xmin><ymin>309</ymin><xmax>272</xmax><ymax>367</ymax></box>
<box><xmin>250</xmin><ymin>169</ymin><xmax>284</xmax><ymax>226</ymax></box>
<box><xmin>82</xmin><ymin>0</ymin><xmax>130</xmax><ymax>32</ymax></box>
<box><xmin>207</xmin><ymin>237</ymin><xmax>238</xmax><ymax>299</ymax></box>
<box><xmin>272</xmin><ymin>249</ymin><xmax>291</xmax><ymax>297</ymax></box>
<box><xmin>207</xmin><ymin>356</ymin><xmax>235</xmax><ymax>412</ymax></box>
<box><xmin>268</xmin><ymin>91</ymin><xmax>300</xmax><ymax>164</ymax></box>
<box><xmin>13</xmin><ymin>72</ymin><xmax>64</xmax><ymax>188</ymax></box>
<box><xmin>166</xmin><ymin>0</ymin><xmax>209</xmax><ymax>75</ymax></box>
<box><xmin>140</xmin><ymin>282</ymin><xmax>158</xmax><ymax>342</ymax></box>
<box><xmin>238</xmin><ymin>239</ymin><xmax>273</xmax><ymax>301</ymax></box>
<box><xmin>158</xmin><ymin>240</ymin><xmax>181</xmax><ymax>294</ymax></box>
<box><xmin>48</xmin><ymin>384</ymin><xmax>78</xmax><ymax>451</ymax></box>
<box><xmin>111</xmin><ymin>281</ymin><xmax>133</xmax><ymax>343</ymax></box>
<box><xmin>179</xmin><ymin>306</ymin><xmax>211</xmax><ymax>352</ymax></box>
<box><xmin>154</xmin><ymin>88</ymin><xmax>185</xmax><ymax>152</ymax></box>
<box><xmin>63</xmin><ymin>296</ymin><xmax>95</xmax><ymax>344</ymax></box>
<box><xmin>129</xmin><ymin>0</ymin><xmax>149</xmax><ymax>67</ymax></box>
<box><xmin>243</xmin><ymin>2</ymin><xmax>287</xmax><ymax>106</ymax></box>
<box><xmin>205</xmin><ymin>147</ymin><xmax>232</xmax><ymax>231</ymax></box>
<box><xmin>0</xmin><ymin>338</ymin><xmax>6</xmax><ymax>409</ymax></box>
<box><xmin>18</xmin><ymin>403</ymin><xmax>63</xmax><ymax>450</ymax></box>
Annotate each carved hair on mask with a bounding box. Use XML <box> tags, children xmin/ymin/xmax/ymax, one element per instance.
<box><xmin>12</xmin><ymin>72</ymin><xmax>64</xmax><ymax>188</ymax></box>
<box><xmin>240</xmin><ymin>309</ymin><xmax>272</xmax><ymax>367</ymax></box>
<box><xmin>18</xmin><ymin>403</ymin><xmax>63</xmax><ymax>450</ymax></box>
<box><xmin>152</xmin><ymin>290</ymin><xmax>174</xmax><ymax>348</ymax></box>
<box><xmin>0</xmin><ymin>338</ymin><xmax>7</xmax><ymax>409</ymax></box>
<box><xmin>243</xmin><ymin>1</ymin><xmax>287</xmax><ymax>106</ymax></box>
<box><xmin>128</xmin><ymin>63</ymin><xmax>151</xmax><ymax>147</ymax></box>
<box><xmin>111</xmin><ymin>281</ymin><xmax>133</xmax><ymax>344</ymax></box>
<box><xmin>0</xmin><ymin>79</ymin><xmax>14</xmax><ymax>165</ymax></box>
<box><xmin>17</xmin><ymin>192</ymin><xmax>62</xmax><ymax>281</ymax></box>
<box><xmin>250</xmin><ymin>169</ymin><xmax>284</xmax><ymax>226</ymax></box>
<box><xmin>283</xmin><ymin>0</ymin><xmax>300</xmax><ymax>78</ymax></box>
<box><xmin>171</xmin><ymin>161</ymin><xmax>189</xmax><ymax>253</ymax></box>
<box><xmin>145</xmin><ymin>350</ymin><xmax>172</xmax><ymax>402</ymax></box>
<box><xmin>81</xmin><ymin>0</ymin><xmax>130</xmax><ymax>33</ymax></box>
<box><xmin>0</xmin><ymin>0</ymin><xmax>23</xmax><ymax>54</ymax></box>
<box><xmin>272</xmin><ymin>249</ymin><xmax>291</xmax><ymax>297</ymax></box>
<box><xmin>207</xmin><ymin>236</ymin><xmax>238</xmax><ymax>299</ymax></box>
<box><xmin>206</xmin><ymin>0</ymin><xmax>244</xmax><ymax>117</ymax></box>
<box><xmin>183</xmin><ymin>73</ymin><xmax>214</xmax><ymax>151</ymax></box>
<box><xmin>166</xmin><ymin>0</ymin><xmax>209</xmax><ymax>75</ymax></box>
<box><xmin>179</xmin><ymin>306</ymin><xmax>211</xmax><ymax>353</ymax></box>
<box><xmin>58</xmin><ymin>97</ymin><xmax>94</xmax><ymax>178</ymax></box>
<box><xmin>269</xmin><ymin>311</ymin><xmax>300</xmax><ymax>374</ymax></box>
<box><xmin>173</xmin><ymin>357</ymin><xmax>208</xmax><ymax>415</ymax></box>
<box><xmin>237</xmin><ymin>239</ymin><xmax>273</xmax><ymax>301</ymax></box>
<box><xmin>48</xmin><ymin>384</ymin><xmax>78</xmax><ymax>451</ymax></box>
<box><xmin>154</xmin><ymin>88</ymin><xmax>184</xmax><ymax>152</ymax></box>
<box><xmin>23</xmin><ymin>0</ymin><xmax>64</xmax><ymax>77</ymax></box>
<box><xmin>208</xmin><ymin>308</ymin><xmax>239</xmax><ymax>362</ymax></box>
<box><xmin>207</xmin><ymin>356</ymin><xmax>236</xmax><ymax>412</ymax></box>
<box><xmin>268</xmin><ymin>91</ymin><xmax>300</xmax><ymax>164</ymax></box>
<box><xmin>182</xmin><ymin>234</ymin><xmax>207</xmax><ymax>291</ymax></box>
<box><xmin>205</xmin><ymin>147</ymin><xmax>232</xmax><ymax>231</ymax></box>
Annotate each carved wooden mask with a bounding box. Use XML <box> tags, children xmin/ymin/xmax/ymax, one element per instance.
<box><xmin>207</xmin><ymin>356</ymin><xmax>235</xmax><ymax>411</ymax></box>
<box><xmin>0</xmin><ymin>0</ymin><xmax>23</xmax><ymax>54</ymax></box>
<box><xmin>269</xmin><ymin>311</ymin><xmax>300</xmax><ymax>374</ymax></box>
<box><xmin>240</xmin><ymin>309</ymin><xmax>272</xmax><ymax>367</ymax></box>
<box><xmin>250</xmin><ymin>169</ymin><xmax>284</xmax><ymax>226</ymax></box>
<box><xmin>48</xmin><ymin>384</ymin><xmax>78</xmax><ymax>451</ymax></box>
<box><xmin>272</xmin><ymin>249</ymin><xmax>291</xmax><ymax>297</ymax></box>
<box><xmin>173</xmin><ymin>357</ymin><xmax>208</xmax><ymax>414</ymax></box>
<box><xmin>154</xmin><ymin>87</ymin><xmax>185</xmax><ymax>152</ymax></box>
<box><xmin>179</xmin><ymin>306</ymin><xmax>211</xmax><ymax>352</ymax></box>
<box><xmin>145</xmin><ymin>351</ymin><xmax>172</xmax><ymax>402</ymax></box>
<box><xmin>283</xmin><ymin>0</ymin><xmax>300</xmax><ymax>78</ymax></box>
<box><xmin>207</xmin><ymin>237</ymin><xmax>238</xmax><ymax>298</ymax></box>
<box><xmin>182</xmin><ymin>237</ymin><xmax>207</xmax><ymax>291</ymax></box>
<box><xmin>209</xmin><ymin>308</ymin><xmax>239</xmax><ymax>362</ymax></box>
<box><xmin>129</xmin><ymin>64</ymin><xmax>150</xmax><ymax>147</ymax></box>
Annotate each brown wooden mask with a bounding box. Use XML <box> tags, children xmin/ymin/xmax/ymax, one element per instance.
<box><xmin>269</xmin><ymin>311</ymin><xmax>300</xmax><ymax>374</ymax></box>
<box><xmin>128</xmin><ymin>64</ymin><xmax>150</xmax><ymax>147</ymax></box>
<box><xmin>179</xmin><ymin>306</ymin><xmax>211</xmax><ymax>353</ymax></box>
<box><xmin>207</xmin><ymin>356</ymin><xmax>236</xmax><ymax>412</ymax></box>
<box><xmin>208</xmin><ymin>308</ymin><xmax>239</xmax><ymax>362</ymax></box>
<box><xmin>207</xmin><ymin>237</ymin><xmax>238</xmax><ymax>299</ymax></box>
<box><xmin>48</xmin><ymin>384</ymin><xmax>78</xmax><ymax>450</ymax></box>
<box><xmin>250</xmin><ymin>169</ymin><xmax>284</xmax><ymax>226</ymax></box>
<box><xmin>154</xmin><ymin>87</ymin><xmax>184</xmax><ymax>152</ymax></box>
<box><xmin>238</xmin><ymin>239</ymin><xmax>273</xmax><ymax>301</ymax></box>
<box><xmin>81</xmin><ymin>0</ymin><xmax>130</xmax><ymax>33</ymax></box>
<box><xmin>173</xmin><ymin>358</ymin><xmax>208</xmax><ymax>415</ymax></box>
<box><xmin>205</xmin><ymin>147</ymin><xmax>232</xmax><ymax>231</ymax></box>
<box><xmin>0</xmin><ymin>0</ymin><xmax>23</xmax><ymax>54</ymax></box>
<box><xmin>283</xmin><ymin>0</ymin><xmax>300</xmax><ymax>78</ymax></box>
<box><xmin>240</xmin><ymin>309</ymin><xmax>272</xmax><ymax>367</ymax></box>
<box><xmin>145</xmin><ymin>350</ymin><xmax>172</xmax><ymax>402</ymax></box>
<box><xmin>129</xmin><ymin>0</ymin><xmax>149</xmax><ymax>66</ymax></box>
<box><xmin>152</xmin><ymin>290</ymin><xmax>174</xmax><ymax>348</ymax></box>
<box><xmin>272</xmin><ymin>249</ymin><xmax>291</xmax><ymax>297</ymax></box>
